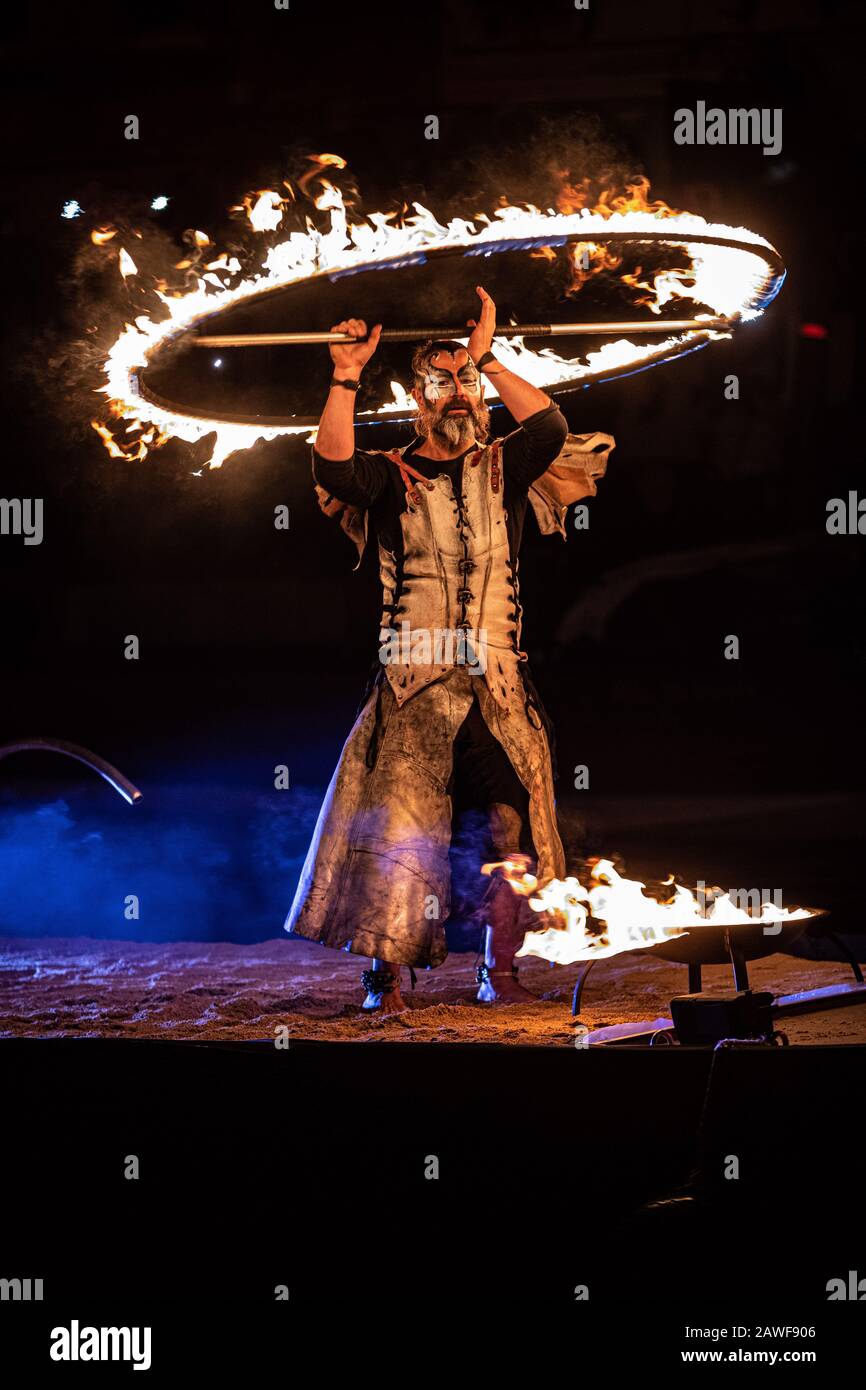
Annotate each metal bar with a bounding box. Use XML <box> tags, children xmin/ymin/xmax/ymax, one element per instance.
<box><xmin>771</xmin><ymin>982</ymin><xmax>866</xmax><ymax>1018</ymax></box>
<box><xmin>135</xmin><ymin>321</ymin><xmax>728</xmax><ymax>429</ymax></box>
<box><xmin>193</xmin><ymin>317</ymin><xmax>733</xmax><ymax>347</ymax></box>
<box><xmin>584</xmin><ymin>1017</ymin><xmax>676</xmax><ymax>1046</ymax></box>
<box><xmin>0</xmin><ymin>738</ymin><xmax>142</xmax><ymax>805</ymax></box>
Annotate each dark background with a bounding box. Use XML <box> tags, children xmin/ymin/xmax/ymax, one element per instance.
<box><xmin>1</xmin><ymin>0</ymin><xmax>863</xmax><ymax>944</ymax></box>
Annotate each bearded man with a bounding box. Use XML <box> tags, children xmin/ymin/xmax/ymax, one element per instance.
<box><xmin>285</xmin><ymin>286</ymin><xmax>614</xmax><ymax>1012</ymax></box>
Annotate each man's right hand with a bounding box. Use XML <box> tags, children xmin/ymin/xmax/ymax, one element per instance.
<box><xmin>330</xmin><ymin>318</ymin><xmax>382</xmax><ymax>376</ymax></box>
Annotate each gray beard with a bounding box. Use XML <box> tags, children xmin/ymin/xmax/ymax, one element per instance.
<box><xmin>433</xmin><ymin>411</ymin><xmax>476</xmax><ymax>449</ymax></box>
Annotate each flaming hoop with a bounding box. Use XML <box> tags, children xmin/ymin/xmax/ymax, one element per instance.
<box><xmin>134</xmin><ymin>230</ymin><xmax>784</xmax><ymax>434</ymax></box>
<box><xmin>92</xmin><ymin>169</ymin><xmax>786</xmax><ymax>469</ymax></box>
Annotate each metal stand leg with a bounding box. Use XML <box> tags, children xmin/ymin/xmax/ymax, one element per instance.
<box><xmin>572</xmin><ymin>960</ymin><xmax>597</xmax><ymax>1016</ymax></box>
<box><xmin>729</xmin><ymin>942</ymin><xmax>750</xmax><ymax>991</ymax></box>
<box><xmin>824</xmin><ymin>931</ymin><xmax>865</xmax><ymax>984</ymax></box>
<box><xmin>688</xmin><ymin>962</ymin><xmax>702</xmax><ymax>993</ymax></box>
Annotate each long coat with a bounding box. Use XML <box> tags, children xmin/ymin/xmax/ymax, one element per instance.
<box><xmin>284</xmin><ymin>430</ymin><xmax>614</xmax><ymax>967</ymax></box>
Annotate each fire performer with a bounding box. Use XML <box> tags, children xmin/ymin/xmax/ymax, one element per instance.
<box><xmin>285</xmin><ymin>286</ymin><xmax>614</xmax><ymax>1011</ymax></box>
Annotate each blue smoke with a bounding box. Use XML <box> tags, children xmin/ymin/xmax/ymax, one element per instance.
<box><xmin>0</xmin><ymin>786</ymin><xmax>325</xmax><ymax>942</ymax></box>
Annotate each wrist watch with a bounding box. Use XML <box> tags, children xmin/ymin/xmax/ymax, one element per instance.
<box><xmin>474</xmin><ymin>351</ymin><xmax>497</xmax><ymax>370</ymax></box>
<box><xmin>331</xmin><ymin>377</ymin><xmax>361</xmax><ymax>391</ymax></box>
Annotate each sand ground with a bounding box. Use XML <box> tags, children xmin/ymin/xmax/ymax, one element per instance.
<box><xmin>1</xmin><ymin>935</ymin><xmax>864</xmax><ymax>1046</ymax></box>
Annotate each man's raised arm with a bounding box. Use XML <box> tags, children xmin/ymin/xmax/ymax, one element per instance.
<box><xmin>467</xmin><ymin>285</ymin><xmax>568</xmax><ymax>485</ymax></box>
<box><xmin>312</xmin><ymin>316</ymin><xmax>388</xmax><ymax>508</ymax></box>
<box><xmin>466</xmin><ymin>285</ymin><xmax>555</xmax><ymax>422</ymax></box>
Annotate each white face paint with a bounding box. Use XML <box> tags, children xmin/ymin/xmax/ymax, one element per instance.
<box><xmin>421</xmin><ymin>350</ymin><xmax>481</xmax><ymax>404</ymax></box>
<box><xmin>422</xmin><ymin>369</ymin><xmax>451</xmax><ymax>403</ymax></box>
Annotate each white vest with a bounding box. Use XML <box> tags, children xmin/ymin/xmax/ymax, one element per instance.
<box><xmin>377</xmin><ymin>438</ymin><xmax>524</xmax><ymax>710</ymax></box>
<box><xmin>314</xmin><ymin>427</ymin><xmax>616</xmax><ymax>707</ymax></box>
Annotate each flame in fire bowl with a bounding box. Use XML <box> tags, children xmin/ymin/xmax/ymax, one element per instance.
<box><xmin>491</xmin><ymin>858</ymin><xmax>817</xmax><ymax>969</ymax></box>
<box><xmin>647</xmin><ymin>911</ymin><xmax>824</xmax><ymax>967</ymax></box>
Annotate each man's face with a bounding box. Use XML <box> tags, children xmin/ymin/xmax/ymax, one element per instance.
<box><xmin>413</xmin><ymin>346</ymin><xmax>486</xmax><ymax>449</ymax></box>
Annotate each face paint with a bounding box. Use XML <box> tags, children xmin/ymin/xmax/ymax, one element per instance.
<box><xmin>422</xmin><ymin>349</ymin><xmax>481</xmax><ymax>403</ymax></box>
<box><xmin>422</xmin><ymin>369</ymin><xmax>453</xmax><ymax>403</ymax></box>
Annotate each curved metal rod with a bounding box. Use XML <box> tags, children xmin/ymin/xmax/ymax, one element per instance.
<box><xmin>0</xmin><ymin>738</ymin><xmax>142</xmax><ymax>805</ymax></box>
<box><xmin>572</xmin><ymin>959</ymin><xmax>597</xmax><ymax>1017</ymax></box>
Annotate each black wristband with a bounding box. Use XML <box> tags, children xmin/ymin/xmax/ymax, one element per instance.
<box><xmin>331</xmin><ymin>377</ymin><xmax>361</xmax><ymax>391</ymax></box>
<box><xmin>474</xmin><ymin>351</ymin><xmax>497</xmax><ymax>370</ymax></box>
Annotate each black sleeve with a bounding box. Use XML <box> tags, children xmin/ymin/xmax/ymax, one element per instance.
<box><xmin>312</xmin><ymin>447</ymin><xmax>391</xmax><ymax>509</ymax></box>
<box><xmin>501</xmin><ymin>403</ymin><xmax>569</xmax><ymax>490</ymax></box>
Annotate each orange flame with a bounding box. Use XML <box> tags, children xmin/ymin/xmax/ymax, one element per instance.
<box><xmin>91</xmin><ymin>419</ymin><xmax>169</xmax><ymax>462</ymax></box>
<box><xmin>90</xmin><ymin>155</ymin><xmax>777</xmax><ymax>469</ymax></box>
<box><xmin>554</xmin><ymin>175</ymin><xmax>685</xmax><ymax>298</ymax></box>
<box><xmin>569</xmin><ymin>241</ymin><xmax>624</xmax><ymax>291</ymax></box>
<box><xmin>481</xmin><ymin>855</ymin><xmax>538</xmax><ymax>895</ymax></box>
<box><xmin>556</xmin><ymin>173</ymin><xmax>681</xmax><ymax>220</ymax></box>
<box><xmin>490</xmin><ymin>857</ymin><xmax>814</xmax><ymax>966</ymax></box>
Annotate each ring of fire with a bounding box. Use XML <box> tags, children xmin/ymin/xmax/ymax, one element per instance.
<box><xmin>105</xmin><ymin>216</ymin><xmax>785</xmax><ymax>468</ymax></box>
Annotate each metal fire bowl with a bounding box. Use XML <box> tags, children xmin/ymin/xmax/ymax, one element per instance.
<box><xmin>647</xmin><ymin>909</ymin><xmax>826</xmax><ymax>966</ymax></box>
